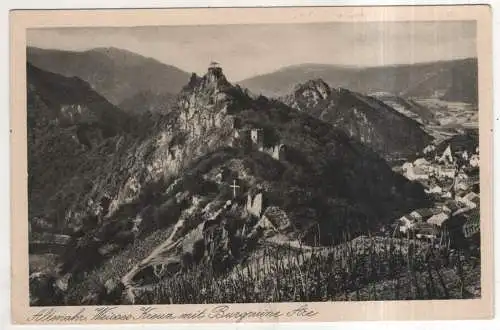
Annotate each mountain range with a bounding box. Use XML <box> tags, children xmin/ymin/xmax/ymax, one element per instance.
<box><xmin>27</xmin><ymin>47</ymin><xmax>478</xmax><ymax>117</ymax></box>
<box><xmin>27</xmin><ymin>62</ymin><xmax>431</xmax><ymax>304</ymax></box>
<box><xmin>239</xmin><ymin>58</ymin><xmax>478</xmax><ymax>104</ymax></box>
<box><xmin>27</xmin><ymin>47</ymin><xmax>190</xmax><ymax>107</ymax></box>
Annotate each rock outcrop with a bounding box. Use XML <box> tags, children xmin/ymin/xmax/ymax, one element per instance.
<box><xmin>282</xmin><ymin>79</ymin><xmax>433</xmax><ymax>160</ymax></box>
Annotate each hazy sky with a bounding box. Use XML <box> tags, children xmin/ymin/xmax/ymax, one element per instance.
<box><xmin>27</xmin><ymin>21</ymin><xmax>476</xmax><ymax>81</ymax></box>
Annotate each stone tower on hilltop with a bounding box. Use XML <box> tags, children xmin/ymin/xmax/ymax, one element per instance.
<box><xmin>199</xmin><ymin>61</ymin><xmax>229</xmax><ymax>92</ymax></box>
<box><xmin>207</xmin><ymin>61</ymin><xmax>224</xmax><ymax>80</ymax></box>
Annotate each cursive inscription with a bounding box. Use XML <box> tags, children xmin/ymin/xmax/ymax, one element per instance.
<box><xmin>27</xmin><ymin>308</ymin><xmax>87</xmax><ymax>322</ymax></box>
<box><xmin>26</xmin><ymin>304</ymin><xmax>319</xmax><ymax>323</ymax></box>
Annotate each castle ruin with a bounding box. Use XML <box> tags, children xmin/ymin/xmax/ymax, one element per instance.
<box><xmin>230</xmin><ymin>127</ymin><xmax>286</xmax><ymax>161</ymax></box>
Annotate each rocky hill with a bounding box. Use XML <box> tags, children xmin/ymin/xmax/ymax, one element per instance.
<box><xmin>27</xmin><ymin>47</ymin><xmax>190</xmax><ymax>107</ymax></box>
<box><xmin>281</xmin><ymin>79</ymin><xmax>433</xmax><ymax>160</ymax></box>
<box><xmin>27</xmin><ymin>62</ymin><xmax>139</xmax><ymax>228</ymax></box>
<box><xmin>28</xmin><ymin>64</ymin><xmax>432</xmax><ymax>305</ymax></box>
<box><xmin>239</xmin><ymin>58</ymin><xmax>478</xmax><ymax>104</ymax></box>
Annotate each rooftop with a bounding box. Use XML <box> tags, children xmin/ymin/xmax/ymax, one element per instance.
<box><xmin>412</xmin><ymin>208</ymin><xmax>435</xmax><ymax>217</ymax></box>
<box><xmin>464</xmin><ymin>191</ymin><xmax>479</xmax><ymax>200</ymax></box>
<box><xmin>427</xmin><ymin>212</ymin><xmax>449</xmax><ymax>226</ymax></box>
<box><xmin>399</xmin><ymin>214</ymin><xmax>416</xmax><ymax>222</ymax></box>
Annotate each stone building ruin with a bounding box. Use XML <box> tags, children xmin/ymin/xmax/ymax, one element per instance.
<box><xmin>250</xmin><ymin>128</ymin><xmax>264</xmax><ymax>151</ymax></box>
<box><xmin>230</xmin><ymin>126</ymin><xmax>286</xmax><ymax>161</ymax></box>
<box><xmin>246</xmin><ymin>192</ymin><xmax>264</xmax><ymax>218</ymax></box>
<box><xmin>263</xmin><ymin>143</ymin><xmax>286</xmax><ymax>161</ymax></box>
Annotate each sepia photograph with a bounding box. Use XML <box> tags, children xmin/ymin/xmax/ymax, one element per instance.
<box><xmin>10</xmin><ymin>5</ymin><xmax>493</xmax><ymax>324</ymax></box>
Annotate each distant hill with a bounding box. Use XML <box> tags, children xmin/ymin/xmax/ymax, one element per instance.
<box><xmin>27</xmin><ymin>62</ymin><xmax>131</xmax><ymax>138</ymax></box>
<box><xmin>118</xmin><ymin>90</ymin><xmax>177</xmax><ymax>114</ymax></box>
<box><xmin>27</xmin><ymin>46</ymin><xmax>190</xmax><ymax>107</ymax></box>
<box><xmin>370</xmin><ymin>93</ymin><xmax>439</xmax><ymax>125</ymax></box>
<box><xmin>281</xmin><ymin>79</ymin><xmax>433</xmax><ymax>160</ymax></box>
<box><xmin>240</xmin><ymin>58</ymin><xmax>478</xmax><ymax>104</ymax></box>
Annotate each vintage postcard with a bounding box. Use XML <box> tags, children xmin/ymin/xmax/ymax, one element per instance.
<box><xmin>10</xmin><ymin>5</ymin><xmax>493</xmax><ymax>325</ymax></box>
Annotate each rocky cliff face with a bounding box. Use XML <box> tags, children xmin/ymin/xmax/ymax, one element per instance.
<box><xmin>62</xmin><ymin>67</ymin><xmax>245</xmax><ymax>230</ymax></box>
<box><xmin>282</xmin><ymin>79</ymin><xmax>433</xmax><ymax>160</ymax></box>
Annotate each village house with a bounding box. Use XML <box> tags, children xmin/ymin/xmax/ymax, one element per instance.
<box><xmin>404</xmin><ymin>164</ymin><xmax>430</xmax><ymax>181</ymax></box>
<box><xmin>402</xmin><ymin>162</ymin><xmax>413</xmax><ymax>170</ymax></box>
<box><xmin>442</xmin><ymin>200</ymin><xmax>464</xmax><ymax>214</ymax></box>
<box><xmin>442</xmin><ymin>191</ymin><xmax>453</xmax><ymax>199</ymax></box>
<box><xmin>401</xmin><ymin>162</ymin><xmax>413</xmax><ymax>175</ymax></box>
<box><xmin>456</xmin><ymin>169</ymin><xmax>469</xmax><ymax>181</ymax></box>
<box><xmin>454</xmin><ymin>190</ymin><xmax>467</xmax><ymax>201</ymax></box>
<box><xmin>454</xmin><ymin>181</ymin><xmax>468</xmax><ymax>192</ymax></box>
<box><xmin>391</xmin><ymin>165</ymin><xmax>404</xmax><ymax>174</ymax></box>
<box><xmin>461</xmin><ymin>150</ymin><xmax>469</xmax><ymax>161</ymax></box>
<box><xmin>463</xmin><ymin>218</ymin><xmax>480</xmax><ymax>238</ymax></box>
<box><xmin>423</xmin><ymin>144</ymin><xmax>436</xmax><ymax>155</ymax></box>
<box><xmin>410</xmin><ymin>208</ymin><xmax>435</xmax><ymax>223</ymax></box>
<box><xmin>414</xmin><ymin>158</ymin><xmax>430</xmax><ymax>167</ymax></box>
<box><xmin>457</xmin><ymin>192</ymin><xmax>480</xmax><ymax>209</ymax></box>
<box><xmin>397</xmin><ymin>214</ymin><xmax>417</xmax><ymax>234</ymax></box>
<box><xmin>438</xmin><ymin>145</ymin><xmax>454</xmax><ymax>164</ymax></box>
<box><xmin>470</xmin><ymin>154</ymin><xmax>480</xmax><ymax>167</ymax></box>
<box><xmin>435</xmin><ymin>165</ymin><xmax>456</xmax><ymax>179</ymax></box>
<box><xmin>454</xmin><ymin>170</ymin><xmax>471</xmax><ymax>192</ymax></box>
<box><xmin>427</xmin><ymin>212</ymin><xmax>450</xmax><ymax>227</ymax></box>
<box><xmin>425</xmin><ymin>185</ymin><xmax>443</xmax><ymax>195</ymax></box>
<box><xmin>415</xmin><ymin>223</ymin><xmax>439</xmax><ymax>241</ymax></box>
<box><xmin>430</xmin><ymin>206</ymin><xmax>479</xmax><ymax>250</ymax></box>
<box><xmin>462</xmin><ymin>209</ymin><xmax>480</xmax><ymax>238</ymax></box>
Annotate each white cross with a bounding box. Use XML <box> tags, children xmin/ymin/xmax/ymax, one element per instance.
<box><xmin>230</xmin><ymin>180</ymin><xmax>240</xmax><ymax>199</ymax></box>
